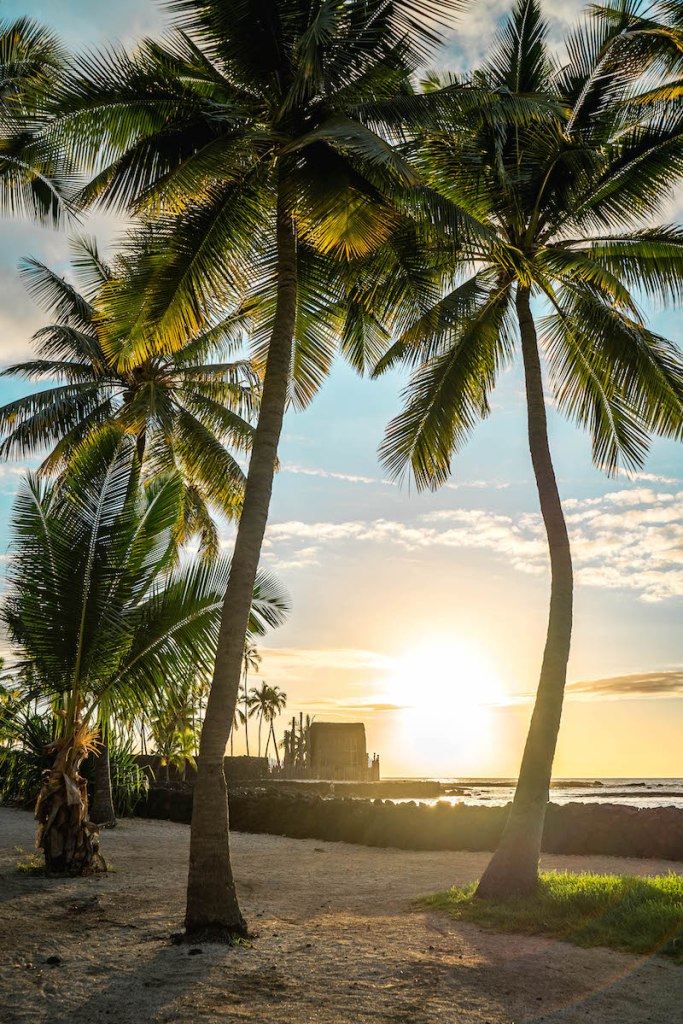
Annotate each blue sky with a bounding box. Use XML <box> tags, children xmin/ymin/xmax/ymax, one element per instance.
<box><xmin>0</xmin><ymin>0</ymin><xmax>682</xmax><ymax>777</ymax></box>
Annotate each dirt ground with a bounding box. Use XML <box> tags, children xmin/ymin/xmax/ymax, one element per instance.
<box><xmin>1</xmin><ymin>806</ymin><xmax>682</xmax><ymax>1024</ymax></box>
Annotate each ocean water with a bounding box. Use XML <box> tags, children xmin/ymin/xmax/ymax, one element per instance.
<box><xmin>387</xmin><ymin>779</ymin><xmax>683</xmax><ymax>809</ymax></box>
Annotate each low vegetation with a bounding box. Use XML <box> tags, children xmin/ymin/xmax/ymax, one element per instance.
<box><xmin>421</xmin><ymin>872</ymin><xmax>683</xmax><ymax>963</ymax></box>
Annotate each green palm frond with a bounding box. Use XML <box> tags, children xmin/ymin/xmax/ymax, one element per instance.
<box><xmin>378</xmin><ymin>0</ymin><xmax>683</xmax><ymax>486</ymax></box>
<box><xmin>3</xmin><ymin>441</ymin><xmax>289</xmax><ymax>726</ymax></box>
<box><xmin>1</xmin><ymin>231</ymin><xmax>259</xmax><ymax>554</ymax></box>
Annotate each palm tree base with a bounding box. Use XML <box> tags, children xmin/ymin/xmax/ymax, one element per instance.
<box><xmin>185</xmin><ymin>760</ymin><xmax>247</xmax><ymax>938</ymax></box>
<box><xmin>37</xmin><ymin>789</ymin><xmax>108</xmax><ymax>875</ymax></box>
<box><xmin>178</xmin><ymin>923</ymin><xmax>251</xmax><ymax>944</ymax></box>
<box><xmin>475</xmin><ymin>818</ymin><xmax>544</xmax><ymax>900</ymax></box>
<box><xmin>475</xmin><ymin>855</ymin><xmax>540</xmax><ymax>900</ymax></box>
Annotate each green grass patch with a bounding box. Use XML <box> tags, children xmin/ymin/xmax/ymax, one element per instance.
<box><xmin>420</xmin><ymin>872</ymin><xmax>683</xmax><ymax>962</ymax></box>
<box><xmin>15</xmin><ymin>850</ymin><xmax>45</xmax><ymax>875</ymax></box>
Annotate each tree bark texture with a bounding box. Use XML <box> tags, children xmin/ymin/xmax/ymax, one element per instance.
<box><xmin>476</xmin><ymin>286</ymin><xmax>573</xmax><ymax>899</ymax></box>
<box><xmin>185</xmin><ymin>186</ymin><xmax>297</xmax><ymax>937</ymax></box>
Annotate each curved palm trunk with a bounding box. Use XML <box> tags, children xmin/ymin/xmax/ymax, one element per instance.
<box><xmin>185</xmin><ymin>187</ymin><xmax>297</xmax><ymax>938</ymax></box>
<box><xmin>90</xmin><ymin>732</ymin><xmax>116</xmax><ymax>827</ymax></box>
<box><xmin>476</xmin><ymin>286</ymin><xmax>573</xmax><ymax>899</ymax></box>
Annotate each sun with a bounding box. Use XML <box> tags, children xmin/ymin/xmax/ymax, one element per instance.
<box><xmin>382</xmin><ymin>640</ymin><xmax>507</xmax><ymax>772</ymax></box>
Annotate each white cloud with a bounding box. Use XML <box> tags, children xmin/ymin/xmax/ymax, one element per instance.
<box><xmin>282</xmin><ymin>463</ymin><xmax>385</xmax><ymax>486</ymax></box>
<box><xmin>281</xmin><ymin>462</ymin><xmax>509</xmax><ymax>492</ymax></box>
<box><xmin>264</xmin><ymin>483</ymin><xmax>683</xmax><ymax>602</ymax></box>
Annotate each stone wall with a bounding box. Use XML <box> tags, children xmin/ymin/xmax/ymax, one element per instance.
<box><xmin>135</xmin><ymin>754</ymin><xmax>269</xmax><ymax>785</ymax></box>
<box><xmin>136</xmin><ymin>788</ymin><xmax>683</xmax><ymax>861</ymax></box>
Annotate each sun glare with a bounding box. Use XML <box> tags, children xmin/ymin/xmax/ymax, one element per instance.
<box><xmin>383</xmin><ymin>641</ymin><xmax>507</xmax><ymax>771</ymax></box>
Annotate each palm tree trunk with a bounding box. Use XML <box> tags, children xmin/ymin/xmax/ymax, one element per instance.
<box><xmin>185</xmin><ymin>184</ymin><xmax>297</xmax><ymax>938</ymax></box>
<box><xmin>90</xmin><ymin>732</ymin><xmax>116</xmax><ymax>827</ymax></box>
<box><xmin>258</xmin><ymin>716</ymin><xmax>262</xmax><ymax>758</ymax></box>
<box><xmin>476</xmin><ymin>286</ymin><xmax>573</xmax><ymax>899</ymax></box>
<box><xmin>36</xmin><ymin>723</ymin><xmax>106</xmax><ymax>875</ymax></box>
<box><xmin>270</xmin><ymin>722</ymin><xmax>281</xmax><ymax>768</ymax></box>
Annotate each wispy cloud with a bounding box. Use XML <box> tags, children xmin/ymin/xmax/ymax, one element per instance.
<box><xmin>282</xmin><ymin>463</ymin><xmax>385</xmax><ymax>486</ymax></box>
<box><xmin>263</xmin><ymin>484</ymin><xmax>683</xmax><ymax>601</ymax></box>
<box><xmin>567</xmin><ymin>670</ymin><xmax>683</xmax><ymax>700</ymax></box>
<box><xmin>260</xmin><ymin>646</ymin><xmax>391</xmax><ymax>673</ymax></box>
<box><xmin>281</xmin><ymin>462</ymin><xmax>509</xmax><ymax>492</ymax></box>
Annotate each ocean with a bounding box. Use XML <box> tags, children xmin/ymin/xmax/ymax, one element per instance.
<box><xmin>386</xmin><ymin>779</ymin><xmax>683</xmax><ymax>809</ymax></box>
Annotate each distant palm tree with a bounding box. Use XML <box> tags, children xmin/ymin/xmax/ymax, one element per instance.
<box><xmin>263</xmin><ymin>685</ymin><xmax>287</xmax><ymax>768</ymax></box>
<box><xmin>46</xmin><ymin>0</ymin><xmax>460</xmax><ymax>937</ymax></box>
<box><xmin>247</xmin><ymin>682</ymin><xmax>270</xmax><ymax>758</ymax></box>
<box><xmin>240</xmin><ymin>642</ymin><xmax>261</xmax><ymax>757</ymax></box>
<box><xmin>377</xmin><ymin>0</ymin><xmax>683</xmax><ymax>898</ymax></box>
<box><xmin>247</xmin><ymin>682</ymin><xmax>287</xmax><ymax>762</ymax></box>
<box><xmin>0</xmin><ymin>235</ymin><xmax>258</xmax><ymax>556</ymax></box>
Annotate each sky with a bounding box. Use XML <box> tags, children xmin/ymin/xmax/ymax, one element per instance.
<box><xmin>0</xmin><ymin>0</ymin><xmax>681</xmax><ymax>778</ymax></box>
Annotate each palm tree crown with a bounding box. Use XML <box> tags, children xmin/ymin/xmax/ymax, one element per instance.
<box><xmin>0</xmin><ymin>235</ymin><xmax>259</xmax><ymax>554</ymax></box>
<box><xmin>379</xmin><ymin>0</ymin><xmax>683</xmax><ymax>484</ymax></box>
<box><xmin>45</xmin><ymin>0</ymin><xmax>461</xmax><ymax>393</ymax></box>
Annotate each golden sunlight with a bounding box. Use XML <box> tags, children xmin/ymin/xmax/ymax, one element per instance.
<box><xmin>382</xmin><ymin>641</ymin><xmax>508</xmax><ymax>770</ymax></box>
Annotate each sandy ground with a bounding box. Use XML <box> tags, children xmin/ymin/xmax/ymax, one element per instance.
<box><xmin>1</xmin><ymin>807</ymin><xmax>682</xmax><ymax>1024</ymax></box>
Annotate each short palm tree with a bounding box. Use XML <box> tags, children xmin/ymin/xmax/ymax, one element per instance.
<box><xmin>377</xmin><ymin>0</ymin><xmax>683</xmax><ymax>897</ymax></box>
<box><xmin>3</xmin><ymin>430</ymin><xmax>290</xmax><ymax>873</ymax></box>
<box><xmin>44</xmin><ymin>0</ymin><xmax>462</xmax><ymax>936</ymax></box>
<box><xmin>0</xmin><ymin>234</ymin><xmax>258</xmax><ymax>555</ymax></box>
<box><xmin>0</xmin><ymin>17</ymin><xmax>70</xmax><ymax>224</ymax></box>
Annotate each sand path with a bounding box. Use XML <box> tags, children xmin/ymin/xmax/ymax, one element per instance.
<box><xmin>1</xmin><ymin>806</ymin><xmax>681</xmax><ymax>1023</ymax></box>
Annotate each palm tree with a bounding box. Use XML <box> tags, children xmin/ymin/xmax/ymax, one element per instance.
<box><xmin>377</xmin><ymin>0</ymin><xmax>683</xmax><ymax>897</ymax></box>
<box><xmin>2</xmin><ymin>430</ymin><xmax>290</xmax><ymax>873</ymax></box>
<box><xmin>247</xmin><ymin>683</ymin><xmax>268</xmax><ymax>758</ymax></box>
<box><xmin>263</xmin><ymin>685</ymin><xmax>287</xmax><ymax>767</ymax></box>
<box><xmin>241</xmin><ymin>642</ymin><xmax>261</xmax><ymax>756</ymax></box>
<box><xmin>0</xmin><ymin>234</ymin><xmax>258</xmax><ymax>556</ymax></box>
<box><xmin>248</xmin><ymin>681</ymin><xmax>287</xmax><ymax>762</ymax></box>
<box><xmin>42</xmin><ymin>0</ymin><xmax>462</xmax><ymax>935</ymax></box>
<box><xmin>0</xmin><ymin>18</ymin><xmax>70</xmax><ymax>224</ymax></box>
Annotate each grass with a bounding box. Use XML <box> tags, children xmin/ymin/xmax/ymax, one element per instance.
<box><xmin>15</xmin><ymin>849</ymin><xmax>44</xmax><ymax>875</ymax></box>
<box><xmin>420</xmin><ymin>872</ymin><xmax>683</xmax><ymax>963</ymax></box>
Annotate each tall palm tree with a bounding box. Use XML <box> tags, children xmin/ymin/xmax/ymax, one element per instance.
<box><xmin>241</xmin><ymin>642</ymin><xmax>261</xmax><ymax>756</ymax></box>
<box><xmin>0</xmin><ymin>234</ymin><xmax>258</xmax><ymax>555</ymax></box>
<box><xmin>44</xmin><ymin>0</ymin><xmax>461</xmax><ymax>936</ymax></box>
<box><xmin>0</xmin><ymin>17</ymin><xmax>70</xmax><ymax>224</ymax></box>
<box><xmin>3</xmin><ymin>430</ymin><xmax>290</xmax><ymax>872</ymax></box>
<box><xmin>377</xmin><ymin>0</ymin><xmax>683</xmax><ymax>897</ymax></box>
